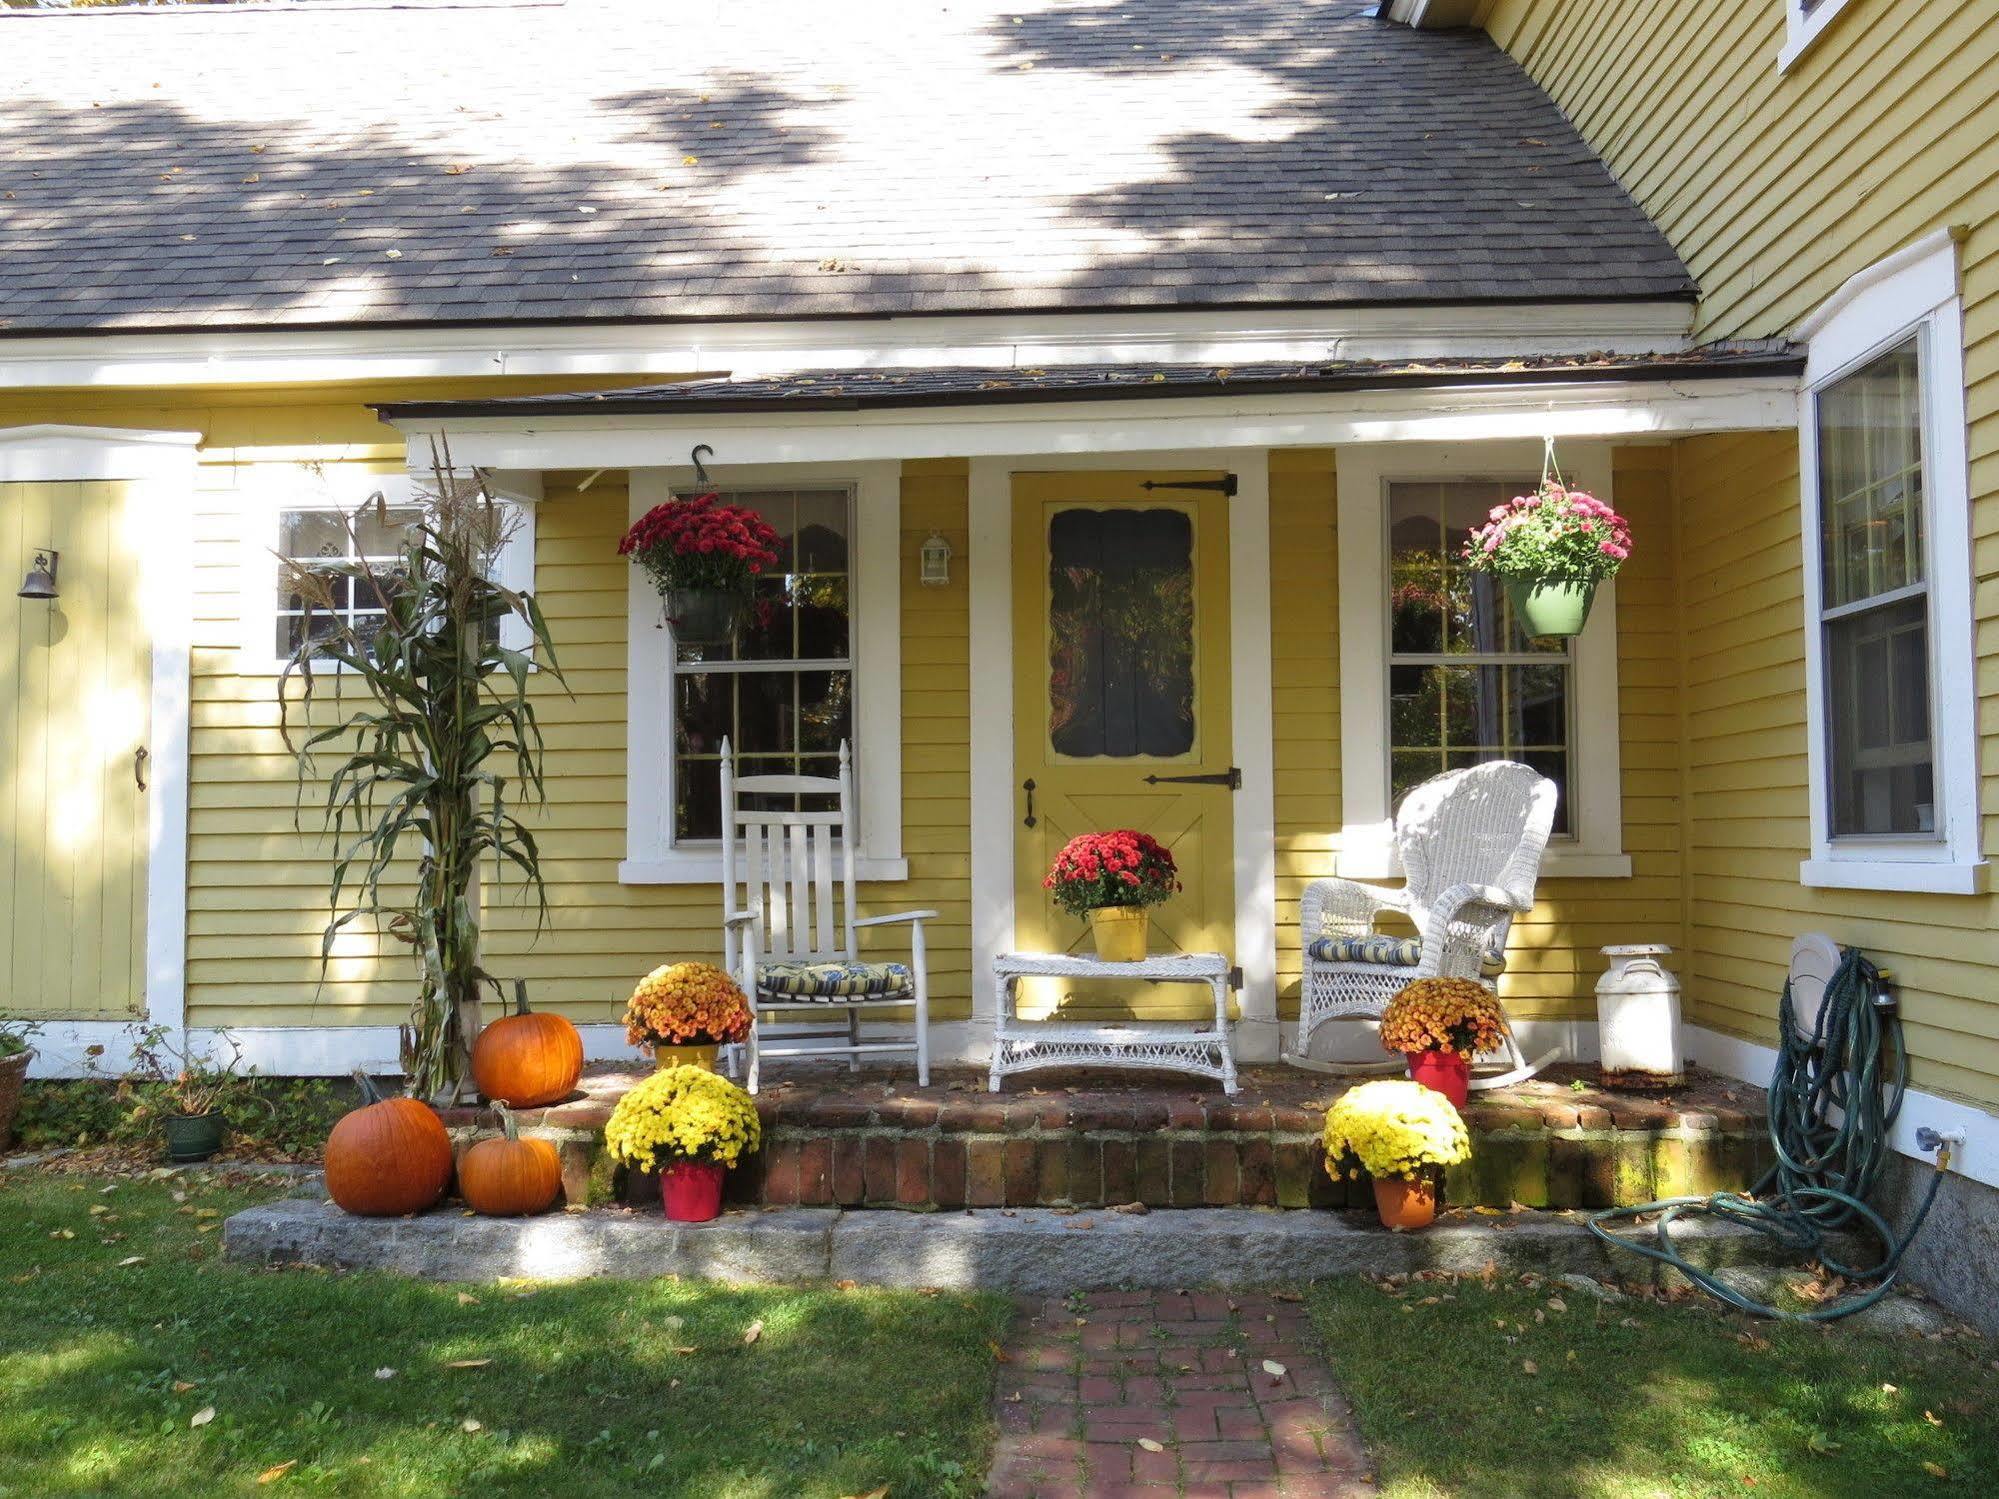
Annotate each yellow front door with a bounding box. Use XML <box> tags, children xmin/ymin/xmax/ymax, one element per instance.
<box><xmin>1011</xmin><ymin>471</ymin><xmax>1235</xmax><ymax>1021</ymax></box>
<box><xmin>1</xmin><ymin>480</ymin><xmax>150</xmax><ymax>1019</ymax></box>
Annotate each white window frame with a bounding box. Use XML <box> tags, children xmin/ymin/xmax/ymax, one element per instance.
<box><xmin>1335</xmin><ymin>440</ymin><xmax>1630</xmax><ymax>880</ymax></box>
<box><xmin>1778</xmin><ymin>0</ymin><xmax>1857</xmax><ymax>72</ymax></box>
<box><xmin>235</xmin><ymin>462</ymin><xmax>538</xmax><ymax>673</ymax></box>
<box><xmin>619</xmin><ymin>460</ymin><xmax>905</xmax><ymax>885</ymax></box>
<box><xmin>1796</xmin><ymin>230</ymin><xmax>1984</xmax><ymax>894</ymax></box>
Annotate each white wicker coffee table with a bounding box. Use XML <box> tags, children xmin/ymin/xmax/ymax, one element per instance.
<box><xmin>989</xmin><ymin>951</ymin><xmax>1238</xmax><ymax>1094</ymax></box>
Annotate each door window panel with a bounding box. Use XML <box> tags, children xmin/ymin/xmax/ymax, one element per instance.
<box><xmin>1046</xmin><ymin>507</ymin><xmax>1196</xmax><ymax>759</ymax></box>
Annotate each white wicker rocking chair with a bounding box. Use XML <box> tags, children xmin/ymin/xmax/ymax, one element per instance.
<box><xmin>1285</xmin><ymin>760</ymin><xmax>1560</xmax><ymax>1089</ymax></box>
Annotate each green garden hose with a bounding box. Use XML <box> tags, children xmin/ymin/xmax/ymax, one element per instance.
<box><xmin>1587</xmin><ymin>948</ymin><xmax>1951</xmax><ymax>1321</ymax></box>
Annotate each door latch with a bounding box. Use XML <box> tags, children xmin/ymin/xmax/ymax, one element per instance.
<box><xmin>1021</xmin><ymin>777</ymin><xmax>1036</xmax><ymax>829</ymax></box>
<box><xmin>1142</xmin><ymin>767</ymin><xmax>1242</xmax><ymax>791</ymax></box>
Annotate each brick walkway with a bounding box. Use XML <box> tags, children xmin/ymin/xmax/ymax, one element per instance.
<box><xmin>984</xmin><ymin>1290</ymin><xmax>1376</xmax><ymax>1498</ymax></box>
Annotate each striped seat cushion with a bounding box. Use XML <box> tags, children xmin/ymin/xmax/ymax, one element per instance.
<box><xmin>757</xmin><ymin>960</ymin><xmax>913</xmax><ymax>999</ymax></box>
<box><xmin>1306</xmin><ymin>933</ymin><xmax>1507</xmax><ymax>978</ymax></box>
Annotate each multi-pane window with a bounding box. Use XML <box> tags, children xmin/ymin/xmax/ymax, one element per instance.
<box><xmin>671</xmin><ymin>487</ymin><xmax>853</xmax><ymax>840</ymax></box>
<box><xmin>1816</xmin><ymin>337</ymin><xmax>1936</xmax><ymax>837</ymax></box>
<box><xmin>275</xmin><ymin>504</ymin><xmax>421</xmax><ymax>657</ymax></box>
<box><xmin>1386</xmin><ymin>480</ymin><xmax>1572</xmax><ymax>834</ymax></box>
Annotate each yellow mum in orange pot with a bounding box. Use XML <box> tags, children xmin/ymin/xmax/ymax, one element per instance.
<box><xmin>1380</xmin><ymin>977</ymin><xmax>1505</xmax><ymax>1108</ymax></box>
<box><xmin>624</xmin><ymin>962</ymin><xmax>752</xmax><ymax>1072</ymax></box>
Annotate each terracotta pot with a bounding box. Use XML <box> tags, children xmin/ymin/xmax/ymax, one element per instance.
<box><xmin>1088</xmin><ymin>905</ymin><xmax>1149</xmax><ymax>963</ymax></box>
<box><xmin>661</xmin><ymin>1159</ymin><xmax>727</xmax><ymax>1223</ymax></box>
<box><xmin>1505</xmin><ymin>578</ymin><xmax>1597</xmax><ymax>638</ymax></box>
<box><xmin>1406</xmin><ymin>1048</ymin><xmax>1471</xmax><ymax>1109</ymax></box>
<box><xmin>0</xmin><ymin>1049</ymin><xmax>32</xmax><ymax>1153</ymax></box>
<box><xmin>654</xmin><ymin>1043</ymin><xmax>721</xmax><ymax>1073</ymax></box>
<box><xmin>1372</xmin><ymin>1176</ymin><xmax>1439</xmax><ymax>1231</ymax></box>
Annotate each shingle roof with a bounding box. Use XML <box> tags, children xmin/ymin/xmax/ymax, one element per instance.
<box><xmin>378</xmin><ymin>344</ymin><xmax>1801</xmax><ymax>419</ymax></box>
<box><xmin>0</xmin><ymin>0</ymin><xmax>1694</xmax><ymax>336</ymax></box>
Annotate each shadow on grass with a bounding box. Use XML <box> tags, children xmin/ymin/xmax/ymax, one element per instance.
<box><xmin>0</xmin><ymin>1173</ymin><xmax>1008</xmax><ymax>1498</ymax></box>
<box><xmin>1306</xmin><ymin>1274</ymin><xmax>1998</xmax><ymax>1499</ymax></box>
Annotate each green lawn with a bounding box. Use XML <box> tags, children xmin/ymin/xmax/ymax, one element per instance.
<box><xmin>0</xmin><ymin>1170</ymin><xmax>1008</xmax><ymax>1498</ymax></box>
<box><xmin>1310</xmin><ymin>1271</ymin><xmax>1999</xmax><ymax>1499</ymax></box>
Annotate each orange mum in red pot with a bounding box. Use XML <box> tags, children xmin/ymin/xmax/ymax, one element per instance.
<box><xmin>1379</xmin><ymin>977</ymin><xmax>1505</xmax><ymax>1108</ymax></box>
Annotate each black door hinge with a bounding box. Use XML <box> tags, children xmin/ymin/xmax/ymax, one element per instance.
<box><xmin>1139</xmin><ymin>475</ymin><xmax>1238</xmax><ymax>497</ymax></box>
<box><xmin>1228</xmin><ymin>966</ymin><xmax>1243</xmax><ymax>992</ymax></box>
<box><xmin>1143</xmin><ymin>767</ymin><xmax>1242</xmax><ymax>791</ymax></box>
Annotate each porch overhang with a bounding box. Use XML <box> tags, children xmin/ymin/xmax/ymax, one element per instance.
<box><xmin>374</xmin><ymin>348</ymin><xmax>1803</xmax><ymax>468</ymax></box>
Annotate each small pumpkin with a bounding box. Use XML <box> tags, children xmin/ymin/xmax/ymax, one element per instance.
<box><xmin>459</xmin><ymin>1102</ymin><xmax>563</xmax><ymax>1217</ymax></box>
<box><xmin>325</xmin><ymin>1071</ymin><xmax>453</xmax><ymax>1218</ymax></box>
<box><xmin>472</xmin><ymin>983</ymin><xmax>584</xmax><ymax>1108</ymax></box>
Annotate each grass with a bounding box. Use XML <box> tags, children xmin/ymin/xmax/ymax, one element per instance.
<box><xmin>1309</xmin><ymin>1270</ymin><xmax>1999</xmax><ymax>1498</ymax></box>
<box><xmin>0</xmin><ymin>1170</ymin><xmax>1008</xmax><ymax>1498</ymax></box>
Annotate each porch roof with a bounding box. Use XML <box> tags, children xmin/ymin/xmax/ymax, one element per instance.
<box><xmin>375</xmin><ymin>343</ymin><xmax>1805</xmax><ymax>421</ymax></box>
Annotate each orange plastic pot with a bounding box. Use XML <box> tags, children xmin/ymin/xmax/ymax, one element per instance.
<box><xmin>1372</xmin><ymin>1176</ymin><xmax>1439</xmax><ymax>1231</ymax></box>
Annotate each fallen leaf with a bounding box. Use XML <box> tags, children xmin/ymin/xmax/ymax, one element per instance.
<box><xmin>457</xmin><ymin>1293</ymin><xmax>479</xmax><ymax>1306</ymax></box>
<box><xmin>444</xmin><ymin>1359</ymin><xmax>492</xmax><ymax>1370</ymax></box>
<box><xmin>118</xmin><ymin>1255</ymin><xmax>146</xmax><ymax>1268</ymax></box>
<box><xmin>836</xmin><ymin>1488</ymin><xmax>888</xmax><ymax>1499</ymax></box>
<box><xmin>374</xmin><ymin>1368</ymin><xmax>396</xmax><ymax>1380</ymax></box>
<box><xmin>1923</xmin><ymin>1461</ymin><xmax>1949</xmax><ymax>1479</ymax></box>
<box><xmin>836</xmin><ymin>1279</ymin><xmax>858</xmax><ymax>1291</ymax></box>
<box><xmin>256</xmin><ymin>1460</ymin><xmax>298</xmax><ymax>1484</ymax></box>
<box><xmin>743</xmin><ymin>1320</ymin><xmax>764</xmax><ymax>1345</ymax></box>
<box><xmin>460</xmin><ymin>1418</ymin><xmax>483</xmax><ymax>1434</ymax></box>
<box><xmin>987</xmin><ymin>1340</ymin><xmax>1011</xmax><ymax>1363</ymax></box>
<box><xmin>1136</xmin><ymin>1438</ymin><xmax>1164</xmax><ymax>1452</ymax></box>
<box><xmin>1923</xmin><ymin>1410</ymin><xmax>1944</xmax><ymax>1428</ymax></box>
<box><xmin>1261</xmin><ymin>1359</ymin><xmax>1287</xmax><ymax>1380</ymax></box>
<box><xmin>1546</xmin><ymin>1297</ymin><xmax>1567</xmax><ymax>1313</ymax></box>
<box><xmin>672</xmin><ymin>1346</ymin><xmax>699</xmax><ymax>1356</ymax></box>
<box><xmin>173</xmin><ymin>1381</ymin><xmax>197</xmax><ymax>1394</ymax></box>
<box><xmin>191</xmin><ymin>1406</ymin><xmax>216</xmax><ymax>1429</ymax></box>
<box><xmin>1806</xmin><ymin>1431</ymin><xmax>1842</xmax><ymax>1455</ymax></box>
<box><xmin>1270</xmin><ymin>1291</ymin><xmax>1304</xmax><ymax>1303</ymax></box>
<box><xmin>1521</xmin><ymin>1360</ymin><xmax>1539</xmax><ymax>1375</ymax></box>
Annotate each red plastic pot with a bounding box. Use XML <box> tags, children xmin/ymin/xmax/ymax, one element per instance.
<box><xmin>660</xmin><ymin>1159</ymin><xmax>727</xmax><ymax>1223</ymax></box>
<box><xmin>1406</xmin><ymin>1049</ymin><xmax>1471</xmax><ymax>1109</ymax></box>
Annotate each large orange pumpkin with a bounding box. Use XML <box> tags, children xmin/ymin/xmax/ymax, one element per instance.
<box><xmin>472</xmin><ymin>988</ymin><xmax>584</xmax><ymax>1108</ymax></box>
<box><xmin>459</xmin><ymin>1103</ymin><xmax>563</xmax><ymax>1217</ymax></box>
<box><xmin>325</xmin><ymin>1073</ymin><xmax>454</xmax><ymax>1217</ymax></box>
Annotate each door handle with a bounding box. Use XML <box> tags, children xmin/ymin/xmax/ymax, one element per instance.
<box><xmin>1022</xmin><ymin>778</ymin><xmax>1036</xmax><ymax>829</ymax></box>
<box><xmin>134</xmin><ymin>746</ymin><xmax>149</xmax><ymax>792</ymax></box>
<box><xmin>1143</xmin><ymin>767</ymin><xmax>1242</xmax><ymax>790</ymax></box>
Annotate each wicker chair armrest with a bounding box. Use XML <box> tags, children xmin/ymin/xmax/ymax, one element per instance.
<box><xmin>1301</xmin><ymin>877</ymin><xmax>1410</xmax><ymax>940</ymax></box>
<box><xmin>1417</xmin><ymin>882</ymin><xmax>1529</xmax><ymax>976</ymax></box>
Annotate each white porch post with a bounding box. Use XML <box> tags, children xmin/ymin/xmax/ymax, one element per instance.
<box><xmin>1228</xmin><ymin>452</ymin><xmax>1279</xmax><ymax>1061</ymax></box>
<box><xmin>966</xmin><ymin>457</ymin><xmax>1016</xmax><ymax>1048</ymax></box>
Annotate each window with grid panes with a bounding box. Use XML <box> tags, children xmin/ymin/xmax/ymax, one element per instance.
<box><xmin>275</xmin><ymin>503</ymin><xmax>423</xmax><ymax>657</ymax></box>
<box><xmin>1815</xmin><ymin>337</ymin><xmax>1936</xmax><ymax>838</ymax></box>
<box><xmin>1386</xmin><ymin>480</ymin><xmax>1572</xmax><ymax>834</ymax></box>
<box><xmin>670</xmin><ymin>487</ymin><xmax>853</xmax><ymax>841</ymax></box>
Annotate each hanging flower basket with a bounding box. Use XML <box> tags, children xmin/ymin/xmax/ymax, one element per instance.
<box><xmin>1463</xmin><ymin>474</ymin><xmax>1632</xmax><ymax>639</ymax></box>
<box><xmin>619</xmin><ymin>491</ymin><xmax>780</xmax><ymax>646</ymax></box>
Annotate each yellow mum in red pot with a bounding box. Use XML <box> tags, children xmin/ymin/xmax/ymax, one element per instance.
<box><xmin>1379</xmin><ymin>977</ymin><xmax>1505</xmax><ymax>1108</ymax></box>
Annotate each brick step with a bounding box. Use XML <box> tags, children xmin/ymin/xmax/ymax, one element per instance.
<box><xmin>441</xmin><ymin>1062</ymin><xmax>1771</xmax><ymax>1213</ymax></box>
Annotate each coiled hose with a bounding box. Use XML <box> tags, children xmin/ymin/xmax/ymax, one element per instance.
<box><xmin>1587</xmin><ymin>948</ymin><xmax>1950</xmax><ymax>1321</ymax></box>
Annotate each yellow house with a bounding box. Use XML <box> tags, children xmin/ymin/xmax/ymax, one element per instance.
<box><xmin>2</xmin><ymin>2</ymin><xmax>1993</xmax><ymax>1217</ymax></box>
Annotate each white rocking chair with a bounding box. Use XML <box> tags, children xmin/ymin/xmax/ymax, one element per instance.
<box><xmin>1286</xmin><ymin>760</ymin><xmax>1560</xmax><ymax>1090</ymax></box>
<box><xmin>719</xmin><ymin>738</ymin><xmax>933</xmax><ymax>1094</ymax></box>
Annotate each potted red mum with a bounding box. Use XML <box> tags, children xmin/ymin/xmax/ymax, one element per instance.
<box><xmin>619</xmin><ymin>491</ymin><xmax>781</xmax><ymax>644</ymax></box>
<box><xmin>1044</xmin><ymin>830</ymin><xmax>1179</xmax><ymax>962</ymax></box>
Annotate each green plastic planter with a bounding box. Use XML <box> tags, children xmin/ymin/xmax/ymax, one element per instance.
<box><xmin>1506</xmin><ymin>578</ymin><xmax>1598</xmax><ymax>638</ymax></box>
<box><xmin>163</xmin><ymin>1110</ymin><xmax>226</xmax><ymax>1163</ymax></box>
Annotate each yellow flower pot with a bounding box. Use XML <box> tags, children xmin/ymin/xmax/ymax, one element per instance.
<box><xmin>1088</xmin><ymin>905</ymin><xmax>1149</xmax><ymax>963</ymax></box>
<box><xmin>654</xmin><ymin>1043</ymin><xmax>721</xmax><ymax>1073</ymax></box>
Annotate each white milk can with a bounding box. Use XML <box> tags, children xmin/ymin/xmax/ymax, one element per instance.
<box><xmin>1595</xmin><ymin>944</ymin><xmax>1683</xmax><ymax>1088</ymax></box>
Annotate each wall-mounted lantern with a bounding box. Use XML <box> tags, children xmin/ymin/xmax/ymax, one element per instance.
<box><xmin>919</xmin><ymin>531</ymin><xmax>953</xmax><ymax>588</ymax></box>
<box><xmin>16</xmin><ymin>548</ymin><xmax>59</xmax><ymax>601</ymax></box>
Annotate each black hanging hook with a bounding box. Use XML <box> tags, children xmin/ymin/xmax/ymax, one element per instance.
<box><xmin>691</xmin><ymin>444</ymin><xmax>715</xmax><ymax>487</ymax></box>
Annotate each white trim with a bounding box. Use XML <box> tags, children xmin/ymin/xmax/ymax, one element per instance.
<box><xmin>0</xmin><ymin>302</ymin><xmax>1697</xmax><ymax>392</ymax></box>
<box><xmin>1777</xmin><ymin>0</ymin><xmax>1858</xmax><ymax>73</ymax></box>
<box><xmin>0</xmin><ymin>424</ymin><xmax>202</xmax><ymax>483</ymax></box>
<box><xmin>967</xmin><ymin>458</ymin><xmax>1015</xmax><ymax>1031</ymax></box>
<box><xmin>964</xmin><ymin>449</ymin><xmax>1279</xmax><ymax>1048</ymax></box>
<box><xmin>1688</xmin><ymin>1023</ymin><xmax>1999</xmax><ymax>1190</ymax></box>
<box><xmin>1333</xmin><ymin>440</ymin><xmax>1629</xmax><ymax>879</ymax></box>
<box><xmin>1228</xmin><ymin>454</ymin><xmax>1279</xmax><ymax>1062</ymax></box>
<box><xmin>1795</xmin><ymin>234</ymin><xmax>1984</xmax><ymax>893</ymax></box>
<box><xmin>387</xmin><ymin>377</ymin><xmax>1799</xmax><ymax>472</ymax></box>
<box><xmin>617</xmin><ymin>461</ymin><xmax>904</xmax><ymax>884</ymax></box>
